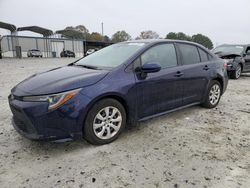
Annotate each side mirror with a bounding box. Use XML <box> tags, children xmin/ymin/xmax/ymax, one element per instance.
<box><xmin>246</xmin><ymin>51</ymin><xmax>250</xmax><ymax>56</ymax></box>
<box><xmin>141</xmin><ymin>63</ymin><xmax>161</xmax><ymax>73</ymax></box>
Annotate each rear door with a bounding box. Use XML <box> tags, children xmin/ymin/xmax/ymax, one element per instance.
<box><xmin>176</xmin><ymin>43</ymin><xmax>210</xmax><ymax>105</ymax></box>
<box><xmin>135</xmin><ymin>43</ymin><xmax>183</xmax><ymax>118</ymax></box>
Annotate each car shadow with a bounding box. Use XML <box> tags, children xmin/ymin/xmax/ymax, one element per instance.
<box><xmin>20</xmin><ymin>105</ymin><xmax>203</xmax><ymax>157</ymax></box>
<box><xmin>241</xmin><ymin>73</ymin><xmax>250</xmax><ymax>77</ymax></box>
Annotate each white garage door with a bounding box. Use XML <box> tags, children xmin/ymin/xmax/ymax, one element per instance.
<box><xmin>51</xmin><ymin>41</ymin><xmax>64</xmax><ymax>57</ymax></box>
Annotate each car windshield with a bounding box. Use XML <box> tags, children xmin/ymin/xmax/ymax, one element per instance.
<box><xmin>75</xmin><ymin>42</ymin><xmax>147</xmax><ymax>69</ymax></box>
<box><xmin>212</xmin><ymin>45</ymin><xmax>244</xmax><ymax>55</ymax></box>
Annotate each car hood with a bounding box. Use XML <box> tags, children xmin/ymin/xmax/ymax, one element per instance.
<box><xmin>215</xmin><ymin>52</ymin><xmax>241</xmax><ymax>59</ymax></box>
<box><xmin>12</xmin><ymin>65</ymin><xmax>109</xmax><ymax>96</ymax></box>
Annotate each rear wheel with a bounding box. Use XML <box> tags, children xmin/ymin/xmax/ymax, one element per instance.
<box><xmin>231</xmin><ymin>64</ymin><xmax>242</xmax><ymax>79</ymax></box>
<box><xmin>83</xmin><ymin>98</ymin><xmax>126</xmax><ymax>145</ymax></box>
<box><xmin>202</xmin><ymin>80</ymin><xmax>222</xmax><ymax>108</ymax></box>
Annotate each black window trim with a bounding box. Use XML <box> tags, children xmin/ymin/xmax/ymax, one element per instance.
<box><xmin>197</xmin><ymin>47</ymin><xmax>209</xmax><ymax>63</ymax></box>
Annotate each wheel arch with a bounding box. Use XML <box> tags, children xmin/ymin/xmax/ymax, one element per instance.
<box><xmin>212</xmin><ymin>77</ymin><xmax>223</xmax><ymax>91</ymax></box>
<box><xmin>238</xmin><ymin>62</ymin><xmax>243</xmax><ymax>70</ymax></box>
<box><xmin>82</xmin><ymin>93</ymin><xmax>130</xmax><ymax>129</ymax></box>
<box><xmin>202</xmin><ymin>76</ymin><xmax>224</xmax><ymax>103</ymax></box>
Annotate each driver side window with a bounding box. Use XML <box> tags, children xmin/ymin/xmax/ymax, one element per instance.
<box><xmin>141</xmin><ymin>43</ymin><xmax>177</xmax><ymax>69</ymax></box>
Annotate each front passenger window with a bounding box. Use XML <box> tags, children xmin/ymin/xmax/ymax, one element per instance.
<box><xmin>141</xmin><ymin>43</ymin><xmax>177</xmax><ymax>69</ymax></box>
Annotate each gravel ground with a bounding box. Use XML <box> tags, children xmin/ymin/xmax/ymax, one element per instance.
<box><xmin>0</xmin><ymin>58</ymin><xmax>250</xmax><ymax>188</ymax></box>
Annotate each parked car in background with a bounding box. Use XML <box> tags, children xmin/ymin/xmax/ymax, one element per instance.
<box><xmin>60</xmin><ymin>50</ymin><xmax>75</xmax><ymax>58</ymax></box>
<box><xmin>9</xmin><ymin>40</ymin><xmax>228</xmax><ymax>145</ymax></box>
<box><xmin>27</xmin><ymin>49</ymin><xmax>42</xmax><ymax>58</ymax></box>
<box><xmin>86</xmin><ymin>48</ymin><xmax>99</xmax><ymax>56</ymax></box>
<box><xmin>212</xmin><ymin>44</ymin><xmax>250</xmax><ymax>79</ymax></box>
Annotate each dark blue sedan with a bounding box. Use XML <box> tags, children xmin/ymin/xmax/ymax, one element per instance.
<box><xmin>9</xmin><ymin>40</ymin><xmax>228</xmax><ymax>145</ymax></box>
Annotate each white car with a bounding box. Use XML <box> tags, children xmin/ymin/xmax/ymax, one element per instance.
<box><xmin>27</xmin><ymin>49</ymin><xmax>42</xmax><ymax>58</ymax></box>
<box><xmin>86</xmin><ymin>49</ymin><xmax>98</xmax><ymax>56</ymax></box>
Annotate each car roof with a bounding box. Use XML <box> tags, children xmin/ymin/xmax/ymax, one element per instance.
<box><xmin>123</xmin><ymin>39</ymin><xmax>200</xmax><ymax>45</ymax></box>
<box><xmin>122</xmin><ymin>39</ymin><xmax>210</xmax><ymax>50</ymax></box>
<box><xmin>216</xmin><ymin>44</ymin><xmax>250</xmax><ymax>47</ymax></box>
<box><xmin>123</xmin><ymin>39</ymin><xmax>217</xmax><ymax>56</ymax></box>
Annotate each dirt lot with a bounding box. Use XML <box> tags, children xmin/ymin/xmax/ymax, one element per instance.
<box><xmin>0</xmin><ymin>58</ymin><xmax>250</xmax><ymax>188</ymax></box>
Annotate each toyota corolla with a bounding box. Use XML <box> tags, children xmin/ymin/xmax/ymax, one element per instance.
<box><xmin>9</xmin><ymin>40</ymin><xmax>228</xmax><ymax>145</ymax></box>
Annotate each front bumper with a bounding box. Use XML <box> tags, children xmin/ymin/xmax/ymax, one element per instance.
<box><xmin>226</xmin><ymin>63</ymin><xmax>235</xmax><ymax>71</ymax></box>
<box><xmin>8</xmin><ymin>93</ymin><xmax>91</xmax><ymax>141</ymax></box>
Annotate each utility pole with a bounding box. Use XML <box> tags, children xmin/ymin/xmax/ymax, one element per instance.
<box><xmin>101</xmin><ymin>22</ymin><xmax>104</xmax><ymax>37</ymax></box>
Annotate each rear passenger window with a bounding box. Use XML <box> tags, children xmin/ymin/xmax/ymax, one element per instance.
<box><xmin>178</xmin><ymin>44</ymin><xmax>200</xmax><ymax>65</ymax></box>
<box><xmin>141</xmin><ymin>43</ymin><xmax>177</xmax><ymax>69</ymax></box>
<box><xmin>198</xmin><ymin>48</ymin><xmax>208</xmax><ymax>62</ymax></box>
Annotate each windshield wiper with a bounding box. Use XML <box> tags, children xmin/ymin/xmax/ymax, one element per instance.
<box><xmin>73</xmin><ymin>64</ymin><xmax>99</xmax><ymax>70</ymax></box>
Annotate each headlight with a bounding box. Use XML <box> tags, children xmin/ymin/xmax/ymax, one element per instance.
<box><xmin>22</xmin><ymin>88</ymin><xmax>81</xmax><ymax>110</ymax></box>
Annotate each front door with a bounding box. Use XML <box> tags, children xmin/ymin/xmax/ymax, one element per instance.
<box><xmin>135</xmin><ymin>43</ymin><xmax>183</xmax><ymax>119</ymax></box>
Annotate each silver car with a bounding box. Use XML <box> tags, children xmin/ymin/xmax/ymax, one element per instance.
<box><xmin>27</xmin><ymin>49</ymin><xmax>42</xmax><ymax>58</ymax></box>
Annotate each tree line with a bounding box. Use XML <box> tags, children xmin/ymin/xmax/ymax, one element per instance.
<box><xmin>63</xmin><ymin>25</ymin><xmax>213</xmax><ymax>49</ymax></box>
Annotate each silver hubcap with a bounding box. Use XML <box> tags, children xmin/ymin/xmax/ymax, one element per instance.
<box><xmin>93</xmin><ymin>106</ymin><xmax>122</xmax><ymax>140</ymax></box>
<box><xmin>209</xmin><ymin>84</ymin><xmax>221</xmax><ymax>105</ymax></box>
<box><xmin>236</xmin><ymin>66</ymin><xmax>241</xmax><ymax>78</ymax></box>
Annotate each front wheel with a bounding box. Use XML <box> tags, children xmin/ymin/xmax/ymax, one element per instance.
<box><xmin>202</xmin><ymin>80</ymin><xmax>222</xmax><ymax>108</ymax></box>
<box><xmin>83</xmin><ymin>98</ymin><xmax>126</xmax><ymax>145</ymax></box>
<box><xmin>231</xmin><ymin>64</ymin><xmax>242</xmax><ymax>79</ymax></box>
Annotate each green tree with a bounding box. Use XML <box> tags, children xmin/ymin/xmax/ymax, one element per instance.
<box><xmin>165</xmin><ymin>32</ymin><xmax>213</xmax><ymax>49</ymax></box>
<box><xmin>111</xmin><ymin>30</ymin><xmax>131</xmax><ymax>43</ymax></box>
<box><xmin>191</xmin><ymin>34</ymin><xmax>213</xmax><ymax>49</ymax></box>
<box><xmin>176</xmin><ymin>32</ymin><xmax>192</xmax><ymax>41</ymax></box>
<box><xmin>89</xmin><ymin>32</ymin><xmax>103</xmax><ymax>41</ymax></box>
<box><xmin>165</xmin><ymin>32</ymin><xmax>178</xmax><ymax>40</ymax></box>
<box><xmin>103</xmin><ymin>35</ymin><xmax>111</xmax><ymax>43</ymax></box>
<box><xmin>165</xmin><ymin>32</ymin><xmax>191</xmax><ymax>41</ymax></box>
<box><xmin>65</xmin><ymin>25</ymin><xmax>89</xmax><ymax>33</ymax></box>
<box><xmin>138</xmin><ymin>30</ymin><xmax>159</xmax><ymax>39</ymax></box>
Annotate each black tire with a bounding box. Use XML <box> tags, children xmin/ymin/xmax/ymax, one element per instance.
<box><xmin>230</xmin><ymin>64</ymin><xmax>242</xmax><ymax>79</ymax></box>
<box><xmin>83</xmin><ymin>98</ymin><xmax>126</xmax><ymax>145</ymax></box>
<box><xmin>202</xmin><ymin>80</ymin><xmax>222</xmax><ymax>108</ymax></box>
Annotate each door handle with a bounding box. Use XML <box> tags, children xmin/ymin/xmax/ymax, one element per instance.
<box><xmin>175</xmin><ymin>71</ymin><xmax>184</xmax><ymax>77</ymax></box>
<box><xmin>203</xmin><ymin>65</ymin><xmax>210</xmax><ymax>71</ymax></box>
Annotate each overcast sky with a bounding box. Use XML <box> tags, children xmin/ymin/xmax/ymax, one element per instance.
<box><xmin>0</xmin><ymin>0</ymin><xmax>250</xmax><ymax>45</ymax></box>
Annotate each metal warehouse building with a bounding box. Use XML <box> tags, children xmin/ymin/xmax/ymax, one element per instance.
<box><xmin>0</xmin><ymin>21</ymin><xmax>111</xmax><ymax>58</ymax></box>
